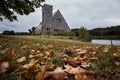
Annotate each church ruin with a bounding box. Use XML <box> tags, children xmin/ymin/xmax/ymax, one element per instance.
<box><xmin>35</xmin><ymin>4</ymin><xmax>70</xmax><ymax>34</ymax></box>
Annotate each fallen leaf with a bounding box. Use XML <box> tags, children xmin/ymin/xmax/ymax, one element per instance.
<box><xmin>39</xmin><ymin>63</ymin><xmax>55</xmax><ymax>71</ymax></box>
<box><xmin>0</xmin><ymin>55</ymin><xmax>12</xmax><ymax>62</ymax></box>
<box><xmin>89</xmin><ymin>57</ymin><xmax>98</xmax><ymax>60</ymax></box>
<box><xmin>77</xmin><ymin>50</ymin><xmax>87</xmax><ymax>54</ymax></box>
<box><xmin>35</xmin><ymin>71</ymin><xmax>51</xmax><ymax>80</ymax></box>
<box><xmin>50</xmin><ymin>71</ymin><xmax>67</xmax><ymax>80</ymax></box>
<box><xmin>6</xmin><ymin>65</ymin><xmax>23</xmax><ymax>73</ymax></box>
<box><xmin>11</xmin><ymin>49</ymin><xmax>16</xmax><ymax>57</ymax></box>
<box><xmin>17</xmin><ymin>56</ymin><xmax>26</xmax><ymax>63</ymax></box>
<box><xmin>65</xmin><ymin>65</ymin><xmax>85</xmax><ymax>74</ymax></box>
<box><xmin>75</xmin><ymin>73</ymin><xmax>87</xmax><ymax>80</ymax></box>
<box><xmin>47</xmin><ymin>45</ymin><xmax>53</xmax><ymax>48</ymax></box>
<box><xmin>0</xmin><ymin>45</ymin><xmax>2</xmax><ymax>49</ymax></box>
<box><xmin>53</xmin><ymin>67</ymin><xmax>65</xmax><ymax>73</ymax></box>
<box><xmin>103</xmin><ymin>47</ymin><xmax>109</xmax><ymax>53</ymax></box>
<box><xmin>23</xmin><ymin>58</ymin><xmax>39</xmax><ymax>69</ymax></box>
<box><xmin>21</xmin><ymin>45</ymin><xmax>28</xmax><ymax>49</ymax></box>
<box><xmin>0</xmin><ymin>62</ymin><xmax>9</xmax><ymax>73</ymax></box>
<box><xmin>74</xmin><ymin>55</ymin><xmax>80</xmax><ymax>61</ymax></box>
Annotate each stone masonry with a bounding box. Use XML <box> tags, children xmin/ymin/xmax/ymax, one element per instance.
<box><xmin>35</xmin><ymin>4</ymin><xmax>70</xmax><ymax>34</ymax></box>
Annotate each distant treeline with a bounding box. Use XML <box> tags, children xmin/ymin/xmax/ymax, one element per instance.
<box><xmin>71</xmin><ymin>25</ymin><xmax>120</xmax><ymax>39</ymax></box>
<box><xmin>89</xmin><ymin>25</ymin><xmax>120</xmax><ymax>39</ymax></box>
<box><xmin>2</xmin><ymin>30</ymin><xmax>30</xmax><ymax>35</ymax></box>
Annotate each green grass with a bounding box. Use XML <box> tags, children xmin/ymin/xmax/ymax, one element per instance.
<box><xmin>0</xmin><ymin>35</ymin><xmax>120</xmax><ymax>80</ymax></box>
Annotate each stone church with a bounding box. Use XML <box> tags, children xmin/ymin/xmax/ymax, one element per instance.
<box><xmin>35</xmin><ymin>4</ymin><xmax>70</xmax><ymax>34</ymax></box>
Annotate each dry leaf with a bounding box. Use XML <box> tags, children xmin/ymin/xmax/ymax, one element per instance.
<box><xmin>17</xmin><ymin>56</ymin><xmax>26</xmax><ymax>63</ymax></box>
<box><xmin>65</xmin><ymin>65</ymin><xmax>85</xmax><ymax>74</ymax></box>
<box><xmin>47</xmin><ymin>45</ymin><xmax>53</xmax><ymax>48</ymax></box>
<box><xmin>0</xmin><ymin>62</ymin><xmax>9</xmax><ymax>73</ymax></box>
<box><xmin>53</xmin><ymin>67</ymin><xmax>65</xmax><ymax>73</ymax></box>
<box><xmin>81</xmin><ymin>62</ymin><xmax>91</xmax><ymax>68</ymax></box>
<box><xmin>23</xmin><ymin>59</ymin><xmax>39</xmax><ymax>69</ymax></box>
<box><xmin>89</xmin><ymin>57</ymin><xmax>98</xmax><ymax>60</ymax></box>
<box><xmin>103</xmin><ymin>47</ymin><xmax>109</xmax><ymax>53</ymax></box>
<box><xmin>35</xmin><ymin>71</ymin><xmax>51</xmax><ymax>80</ymax></box>
<box><xmin>11</xmin><ymin>49</ymin><xmax>16</xmax><ymax>57</ymax></box>
<box><xmin>0</xmin><ymin>45</ymin><xmax>2</xmax><ymax>49</ymax></box>
<box><xmin>75</xmin><ymin>73</ymin><xmax>87</xmax><ymax>80</ymax></box>
<box><xmin>21</xmin><ymin>45</ymin><xmax>28</xmax><ymax>49</ymax></box>
<box><xmin>0</xmin><ymin>55</ymin><xmax>12</xmax><ymax>62</ymax></box>
<box><xmin>6</xmin><ymin>65</ymin><xmax>23</xmax><ymax>73</ymax></box>
<box><xmin>50</xmin><ymin>72</ymin><xmax>67</xmax><ymax>80</ymax></box>
<box><xmin>39</xmin><ymin>63</ymin><xmax>55</xmax><ymax>71</ymax></box>
<box><xmin>77</xmin><ymin>50</ymin><xmax>87</xmax><ymax>54</ymax></box>
<box><xmin>74</xmin><ymin>55</ymin><xmax>80</xmax><ymax>61</ymax></box>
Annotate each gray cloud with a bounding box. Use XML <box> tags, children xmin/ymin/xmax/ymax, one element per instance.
<box><xmin>0</xmin><ymin>0</ymin><xmax>120</xmax><ymax>33</ymax></box>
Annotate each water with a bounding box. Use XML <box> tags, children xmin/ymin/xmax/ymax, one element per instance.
<box><xmin>91</xmin><ymin>39</ymin><xmax>120</xmax><ymax>45</ymax></box>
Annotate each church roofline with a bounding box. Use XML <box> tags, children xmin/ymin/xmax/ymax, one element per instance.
<box><xmin>53</xmin><ymin>9</ymin><xmax>60</xmax><ymax>16</ymax></box>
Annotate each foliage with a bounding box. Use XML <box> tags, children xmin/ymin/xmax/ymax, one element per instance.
<box><xmin>79</xmin><ymin>27</ymin><xmax>92</xmax><ymax>42</ymax></box>
<box><xmin>67</xmin><ymin>31</ymin><xmax>75</xmax><ymax>36</ymax></box>
<box><xmin>71</xmin><ymin>28</ymin><xmax>79</xmax><ymax>37</ymax></box>
<box><xmin>2</xmin><ymin>30</ymin><xmax>15</xmax><ymax>35</ymax></box>
<box><xmin>89</xmin><ymin>25</ymin><xmax>120</xmax><ymax>39</ymax></box>
<box><xmin>0</xmin><ymin>0</ymin><xmax>45</xmax><ymax>21</ymax></box>
<box><xmin>0</xmin><ymin>36</ymin><xmax>120</xmax><ymax>80</ymax></box>
<box><xmin>29</xmin><ymin>27</ymin><xmax>36</xmax><ymax>35</ymax></box>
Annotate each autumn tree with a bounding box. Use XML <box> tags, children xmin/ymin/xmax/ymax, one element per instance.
<box><xmin>0</xmin><ymin>0</ymin><xmax>45</xmax><ymax>21</ymax></box>
<box><xmin>79</xmin><ymin>27</ymin><xmax>92</xmax><ymax>42</ymax></box>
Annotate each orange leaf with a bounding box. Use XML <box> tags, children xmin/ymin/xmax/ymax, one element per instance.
<box><xmin>47</xmin><ymin>45</ymin><xmax>53</xmax><ymax>48</ymax></box>
<box><xmin>75</xmin><ymin>73</ymin><xmax>87</xmax><ymax>80</ymax></box>
<box><xmin>89</xmin><ymin>57</ymin><xmax>98</xmax><ymax>60</ymax></box>
<box><xmin>11</xmin><ymin>49</ymin><xmax>16</xmax><ymax>57</ymax></box>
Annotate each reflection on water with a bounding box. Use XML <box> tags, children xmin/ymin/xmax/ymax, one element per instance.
<box><xmin>91</xmin><ymin>39</ymin><xmax>120</xmax><ymax>45</ymax></box>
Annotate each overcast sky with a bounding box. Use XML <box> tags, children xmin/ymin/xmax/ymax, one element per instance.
<box><xmin>0</xmin><ymin>0</ymin><xmax>120</xmax><ymax>32</ymax></box>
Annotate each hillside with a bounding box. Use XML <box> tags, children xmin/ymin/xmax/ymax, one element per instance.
<box><xmin>0</xmin><ymin>35</ymin><xmax>120</xmax><ymax>80</ymax></box>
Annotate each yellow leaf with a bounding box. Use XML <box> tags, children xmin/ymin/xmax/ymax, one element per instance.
<box><xmin>74</xmin><ymin>55</ymin><xmax>80</xmax><ymax>61</ymax></box>
<box><xmin>103</xmin><ymin>47</ymin><xmax>109</xmax><ymax>53</ymax></box>
<box><xmin>17</xmin><ymin>56</ymin><xmax>26</xmax><ymax>63</ymax></box>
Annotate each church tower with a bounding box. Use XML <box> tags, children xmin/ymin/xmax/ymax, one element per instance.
<box><xmin>35</xmin><ymin>4</ymin><xmax>70</xmax><ymax>35</ymax></box>
<box><xmin>41</xmin><ymin>4</ymin><xmax>53</xmax><ymax>34</ymax></box>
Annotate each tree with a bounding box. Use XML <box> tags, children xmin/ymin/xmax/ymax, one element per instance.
<box><xmin>31</xmin><ymin>27</ymin><xmax>36</xmax><ymax>35</ymax></box>
<box><xmin>0</xmin><ymin>0</ymin><xmax>45</xmax><ymax>21</ymax></box>
<box><xmin>28</xmin><ymin>29</ymin><xmax>32</xmax><ymax>34</ymax></box>
<box><xmin>2</xmin><ymin>30</ymin><xmax>15</xmax><ymax>35</ymax></box>
<box><xmin>79</xmin><ymin>27</ymin><xmax>92</xmax><ymax>42</ymax></box>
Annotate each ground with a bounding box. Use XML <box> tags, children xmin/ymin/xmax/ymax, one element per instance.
<box><xmin>0</xmin><ymin>35</ymin><xmax>120</xmax><ymax>80</ymax></box>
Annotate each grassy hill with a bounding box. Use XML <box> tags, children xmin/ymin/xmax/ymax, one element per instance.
<box><xmin>0</xmin><ymin>35</ymin><xmax>120</xmax><ymax>80</ymax></box>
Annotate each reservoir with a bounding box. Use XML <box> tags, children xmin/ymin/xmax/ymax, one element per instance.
<box><xmin>91</xmin><ymin>39</ymin><xmax>120</xmax><ymax>46</ymax></box>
